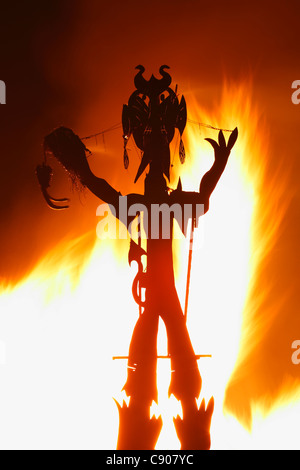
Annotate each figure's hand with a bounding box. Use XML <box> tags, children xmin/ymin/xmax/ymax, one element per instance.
<box><xmin>35</xmin><ymin>163</ymin><xmax>69</xmax><ymax>210</ymax></box>
<box><xmin>36</xmin><ymin>163</ymin><xmax>52</xmax><ymax>189</ymax></box>
<box><xmin>199</xmin><ymin>127</ymin><xmax>238</xmax><ymax>200</ymax></box>
<box><xmin>205</xmin><ymin>127</ymin><xmax>238</xmax><ymax>165</ymax></box>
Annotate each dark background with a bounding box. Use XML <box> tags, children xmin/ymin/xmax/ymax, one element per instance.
<box><xmin>0</xmin><ymin>0</ymin><xmax>299</xmax><ymax>428</ymax></box>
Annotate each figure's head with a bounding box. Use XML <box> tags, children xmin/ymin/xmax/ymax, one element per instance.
<box><xmin>122</xmin><ymin>65</ymin><xmax>187</xmax><ymax>183</ymax></box>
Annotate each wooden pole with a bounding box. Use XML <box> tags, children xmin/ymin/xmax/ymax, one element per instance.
<box><xmin>184</xmin><ymin>218</ymin><xmax>195</xmax><ymax>322</ymax></box>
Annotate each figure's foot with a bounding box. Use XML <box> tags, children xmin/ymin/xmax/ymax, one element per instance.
<box><xmin>174</xmin><ymin>397</ymin><xmax>214</xmax><ymax>450</ymax></box>
<box><xmin>114</xmin><ymin>399</ymin><xmax>162</xmax><ymax>450</ymax></box>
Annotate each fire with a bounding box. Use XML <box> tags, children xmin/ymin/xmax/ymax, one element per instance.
<box><xmin>0</xmin><ymin>234</ymin><xmax>136</xmax><ymax>449</ymax></box>
<box><xmin>0</xmin><ymin>81</ymin><xmax>298</xmax><ymax>450</ymax></box>
<box><xmin>173</xmin><ymin>81</ymin><xmax>299</xmax><ymax>449</ymax></box>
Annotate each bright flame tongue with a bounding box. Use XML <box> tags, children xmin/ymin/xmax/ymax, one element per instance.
<box><xmin>0</xmin><ymin>82</ymin><xmax>298</xmax><ymax>450</ymax></box>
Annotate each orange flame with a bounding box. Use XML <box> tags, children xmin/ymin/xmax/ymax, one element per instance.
<box><xmin>0</xmin><ymin>81</ymin><xmax>298</xmax><ymax>449</ymax></box>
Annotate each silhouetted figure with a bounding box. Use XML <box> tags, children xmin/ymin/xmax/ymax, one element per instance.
<box><xmin>36</xmin><ymin>66</ymin><xmax>238</xmax><ymax>450</ymax></box>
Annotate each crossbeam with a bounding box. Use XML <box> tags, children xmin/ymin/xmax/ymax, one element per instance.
<box><xmin>112</xmin><ymin>354</ymin><xmax>212</xmax><ymax>360</ymax></box>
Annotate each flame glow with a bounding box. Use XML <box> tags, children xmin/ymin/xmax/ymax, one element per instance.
<box><xmin>0</xmin><ymin>82</ymin><xmax>299</xmax><ymax>450</ymax></box>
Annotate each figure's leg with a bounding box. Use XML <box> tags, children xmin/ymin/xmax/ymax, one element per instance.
<box><xmin>123</xmin><ymin>308</ymin><xmax>159</xmax><ymax>406</ymax></box>
<box><xmin>160</xmin><ymin>287</ymin><xmax>214</xmax><ymax>450</ymax></box>
<box><xmin>115</xmin><ymin>308</ymin><xmax>162</xmax><ymax>450</ymax></box>
<box><xmin>160</xmin><ymin>288</ymin><xmax>201</xmax><ymax>405</ymax></box>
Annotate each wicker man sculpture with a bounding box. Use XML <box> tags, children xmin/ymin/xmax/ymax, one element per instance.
<box><xmin>36</xmin><ymin>66</ymin><xmax>238</xmax><ymax>450</ymax></box>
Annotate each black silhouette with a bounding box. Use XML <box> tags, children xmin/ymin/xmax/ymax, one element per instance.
<box><xmin>36</xmin><ymin>66</ymin><xmax>238</xmax><ymax>450</ymax></box>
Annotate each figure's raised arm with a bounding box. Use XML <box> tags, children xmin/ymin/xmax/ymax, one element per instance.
<box><xmin>169</xmin><ymin>128</ymin><xmax>238</xmax><ymax>235</ymax></box>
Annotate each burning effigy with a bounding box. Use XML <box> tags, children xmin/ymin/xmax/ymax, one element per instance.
<box><xmin>35</xmin><ymin>66</ymin><xmax>238</xmax><ymax>450</ymax></box>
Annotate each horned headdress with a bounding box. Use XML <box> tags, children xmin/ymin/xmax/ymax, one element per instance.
<box><xmin>122</xmin><ymin>65</ymin><xmax>187</xmax><ymax>182</ymax></box>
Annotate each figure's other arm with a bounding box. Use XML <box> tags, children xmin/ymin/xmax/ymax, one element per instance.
<box><xmin>82</xmin><ymin>168</ymin><xmax>145</xmax><ymax>229</ymax></box>
<box><xmin>81</xmin><ymin>170</ymin><xmax>145</xmax><ymax>209</ymax></box>
<box><xmin>40</xmin><ymin>127</ymin><xmax>145</xmax><ymax>218</ymax></box>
